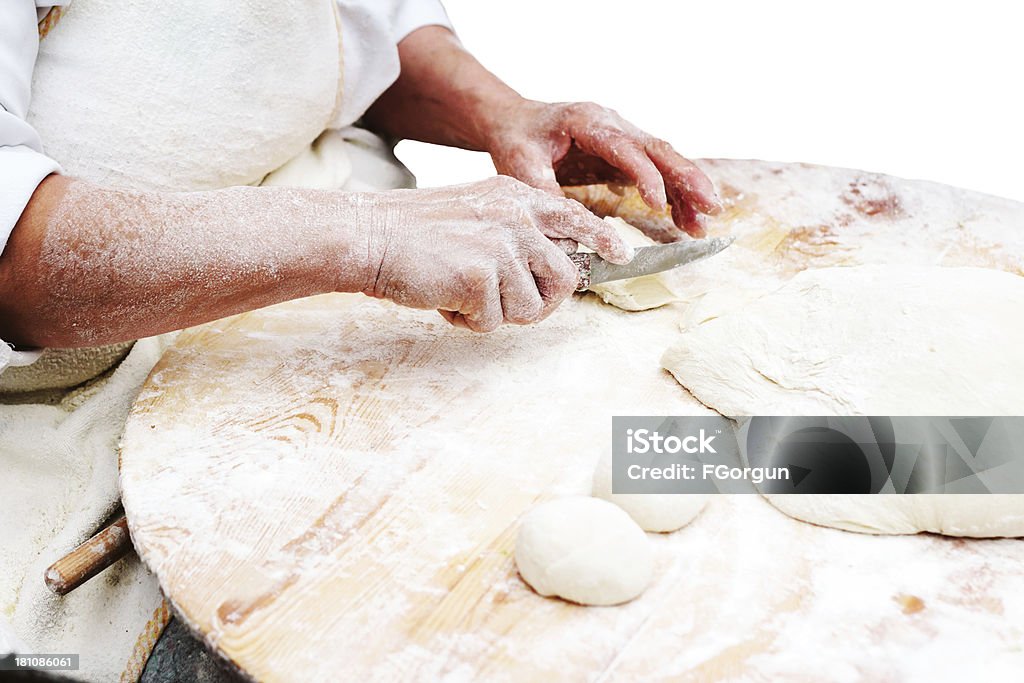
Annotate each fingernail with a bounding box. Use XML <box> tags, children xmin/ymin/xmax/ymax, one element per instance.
<box><xmin>653</xmin><ymin>186</ymin><xmax>669</xmax><ymax>211</ymax></box>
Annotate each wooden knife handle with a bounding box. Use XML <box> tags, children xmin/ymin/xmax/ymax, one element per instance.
<box><xmin>570</xmin><ymin>252</ymin><xmax>592</xmax><ymax>291</ymax></box>
<box><xmin>44</xmin><ymin>515</ymin><xmax>132</xmax><ymax>596</ymax></box>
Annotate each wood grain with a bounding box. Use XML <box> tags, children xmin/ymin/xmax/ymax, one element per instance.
<box><xmin>44</xmin><ymin>515</ymin><xmax>131</xmax><ymax>596</ymax></box>
<box><xmin>120</xmin><ymin>161</ymin><xmax>1024</xmax><ymax>682</ymax></box>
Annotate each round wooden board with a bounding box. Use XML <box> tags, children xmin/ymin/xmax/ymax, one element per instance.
<box><xmin>121</xmin><ymin>160</ymin><xmax>1024</xmax><ymax>682</ymax></box>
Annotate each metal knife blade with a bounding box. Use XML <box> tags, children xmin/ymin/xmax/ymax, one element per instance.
<box><xmin>572</xmin><ymin>236</ymin><xmax>734</xmax><ymax>291</ymax></box>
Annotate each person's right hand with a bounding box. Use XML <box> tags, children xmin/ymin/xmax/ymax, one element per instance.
<box><xmin>361</xmin><ymin>176</ymin><xmax>633</xmax><ymax>332</ymax></box>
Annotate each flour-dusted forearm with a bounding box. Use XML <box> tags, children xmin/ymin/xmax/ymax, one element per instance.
<box><xmin>0</xmin><ymin>175</ymin><xmax>632</xmax><ymax>347</ymax></box>
<box><xmin>0</xmin><ymin>176</ymin><xmax>375</xmax><ymax>348</ymax></box>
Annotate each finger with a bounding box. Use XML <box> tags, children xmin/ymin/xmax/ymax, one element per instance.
<box><xmin>464</xmin><ymin>283</ymin><xmax>503</xmax><ymax>333</ymax></box>
<box><xmin>572</xmin><ymin>128</ymin><xmax>668</xmax><ymax>211</ymax></box>
<box><xmin>646</xmin><ymin>140</ymin><xmax>723</xmax><ymax>217</ymax></box>
<box><xmin>535</xmin><ymin>197</ymin><xmax>634</xmax><ymax>265</ymax></box>
<box><xmin>551</xmin><ymin>238</ymin><xmax>578</xmax><ymax>255</ymax></box>
<box><xmin>526</xmin><ymin>238</ymin><xmax>581</xmax><ymax>316</ymax></box>
<box><xmin>438</xmin><ymin>309</ymin><xmax>470</xmax><ymax>329</ymax></box>
<box><xmin>671</xmin><ymin>199</ymin><xmax>708</xmax><ymax>239</ymax></box>
<box><xmin>500</xmin><ymin>265</ymin><xmax>545</xmax><ymax>325</ymax></box>
<box><xmin>494</xmin><ymin>147</ymin><xmax>563</xmax><ymax>197</ymax></box>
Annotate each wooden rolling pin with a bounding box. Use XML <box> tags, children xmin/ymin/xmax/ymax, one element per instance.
<box><xmin>44</xmin><ymin>515</ymin><xmax>132</xmax><ymax>596</ymax></box>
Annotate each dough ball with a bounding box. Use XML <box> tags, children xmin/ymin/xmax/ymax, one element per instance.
<box><xmin>514</xmin><ymin>497</ymin><xmax>653</xmax><ymax>605</ymax></box>
<box><xmin>592</xmin><ymin>449</ymin><xmax>709</xmax><ymax>532</ymax></box>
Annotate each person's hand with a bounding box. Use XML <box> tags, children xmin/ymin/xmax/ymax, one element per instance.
<box><xmin>361</xmin><ymin>176</ymin><xmax>633</xmax><ymax>332</ymax></box>
<box><xmin>484</xmin><ymin>100</ymin><xmax>723</xmax><ymax>239</ymax></box>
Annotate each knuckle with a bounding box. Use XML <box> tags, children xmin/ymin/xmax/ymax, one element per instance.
<box><xmin>648</xmin><ymin>137</ymin><xmax>672</xmax><ymax>154</ymax></box>
<box><xmin>493</xmin><ymin>174</ymin><xmax>522</xmax><ymax>190</ymax></box>
<box><xmin>506</xmin><ymin>202</ymin><xmax>535</xmax><ymax>226</ymax></box>
<box><xmin>458</xmin><ymin>267</ymin><xmax>497</xmax><ymax>297</ymax></box>
<box><xmin>505</xmin><ymin>286</ymin><xmax>544</xmax><ymax>324</ymax></box>
<box><xmin>498</xmin><ymin>241</ymin><xmax>524</xmax><ymax>266</ymax></box>
<box><xmin>564</xmin><ymin>101</ymin><xmax>599</xmax><ymax>119</ymax></box>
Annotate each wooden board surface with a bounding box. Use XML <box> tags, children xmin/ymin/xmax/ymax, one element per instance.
<box><xmin>120</xmin><ymin>161</ymin><xmax>1024</xmax><ymax>682</ymax></box>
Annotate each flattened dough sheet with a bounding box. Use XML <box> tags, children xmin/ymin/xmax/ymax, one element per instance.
<box><xmin>661</xmin><ymin>264</ymin><xmax>1024</xmax><ymax>536</ymax></box>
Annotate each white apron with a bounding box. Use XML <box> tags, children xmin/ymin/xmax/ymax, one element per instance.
<box><xmin>0</xmin><ymin>2</ymin><xmax>413</xmax><ymax>681</ymax></box>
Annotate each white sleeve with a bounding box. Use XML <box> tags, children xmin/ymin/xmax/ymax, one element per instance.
<box><xmin>390</xmin><ymin>0</ymin><xmax>452</xmax><ymax>43</ymax></box>
<box><xmin>1</xmin><ymin>2</ymin><xmax>62</xmax><ymax>370</ymax></box>
<box><xmin>333</xmin><ymin>0</ymin><xmax>453</xmax><ymax>128</ymax></box>
<box><xmin>1</xmin><ymin>1</ymin><xmax>63</xmax><ymax>255</ymax></box>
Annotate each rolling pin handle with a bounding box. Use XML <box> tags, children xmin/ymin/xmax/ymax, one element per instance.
<box><xmin>44</xmin><ymin>515</ymin><xmax>133</xmax><ymax>596</ymax></box>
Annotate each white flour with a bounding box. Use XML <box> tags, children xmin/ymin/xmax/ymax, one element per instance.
<box><xmin>0</xmin><ymin>615</ymin><xmax>27</xmax><ymax>655</ymax></box>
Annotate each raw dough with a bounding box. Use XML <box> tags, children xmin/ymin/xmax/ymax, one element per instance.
<box><xmin>765</xmin><ymin>494</ymin><xmax>1024</xmax><ymax>538</ymax></box>
<box><xmin>662</xmin><ymin>265</ymin><xmax>1024</xmax><ymax>416</ymax></box>
<box><xmin>661</xmin><ymin>264</ymin><xmax>1024</xmax><ymax>537</ymax></box>
<box><xmin>591</xmin><ymin>449</ymin><xmax>709</xmax><ymax>532</ymax></box>
<box><xmin>589</xmin><ymin>218</ymin><xmax>682</xmax><ymax>311</ymax></box>
<box><xmin>514</xmin><ymin>497</ymin><xmax>653</xmax><ymax>605</ymax></box>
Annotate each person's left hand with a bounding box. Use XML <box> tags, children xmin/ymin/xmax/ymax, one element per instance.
<box><xmin>484</xmin><ymin>100</ymin><xmax>722</xmax><ymax>239</ymax></box>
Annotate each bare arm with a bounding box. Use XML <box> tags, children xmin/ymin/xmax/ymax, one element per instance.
<box><xmin>363</xmin><ymin>26</ymin><xmax>520</xmax><ymax>152</ymax></box>
<box><xmin>364</xmin><ymin>26</ymin><xmax>722</xmax><ymax>238</ymax></box>
<box><xmin>0</xmin><ymin>173</ymin><xmax>631</xmax><ymax>347</ymax></box>
<box><xmin>0</xmin><ymin>175</ymin><xmax>373</xmax><ymax>348</ymax></box>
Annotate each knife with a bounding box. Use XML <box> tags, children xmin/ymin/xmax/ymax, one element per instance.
<box><xmin>570</xmin><ymin>236</ymin><xmax>734</xmax><ymax>291</ymax></box>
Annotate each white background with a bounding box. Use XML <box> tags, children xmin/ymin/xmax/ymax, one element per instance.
<box><xmin>397</xmin><ymin>0</ymin><xmax>1024</xmax><ymax>202</ymax></box>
